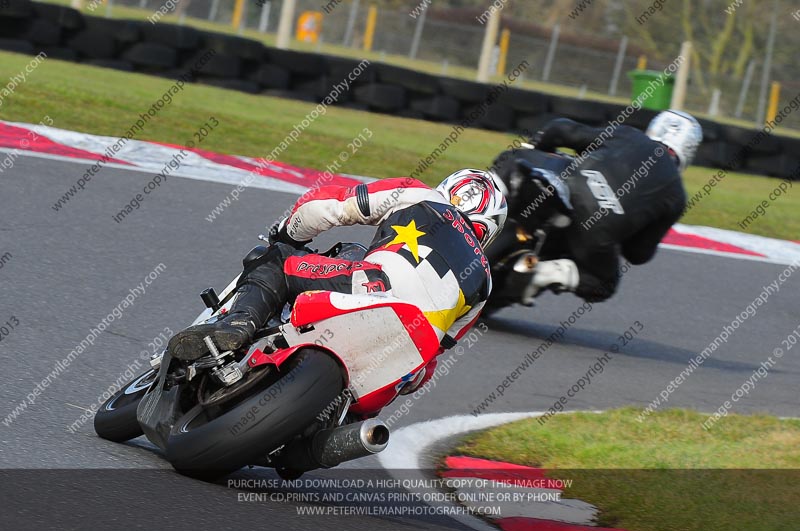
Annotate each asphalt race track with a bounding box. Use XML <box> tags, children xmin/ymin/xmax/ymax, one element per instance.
<box><xmin>1</xmin><ymin>154</ymin><xmax>798</xmax><ymax>529</ymax></box>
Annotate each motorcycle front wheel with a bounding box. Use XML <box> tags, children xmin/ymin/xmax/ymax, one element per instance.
<box><xmin>93</xmin><ymin>368</ymin><xmax>157</xmax><ymax>442</ymax></box>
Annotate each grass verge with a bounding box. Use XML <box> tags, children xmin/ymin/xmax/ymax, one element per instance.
<box><xmin>453</xmin><ymin>408</ymin><xmax>800</xmax><ymax>531</ymax></box>
<box><xmin>1</xmin><ymin>51</ymin><xmax>797</xmax><ymax>240</ymax></box>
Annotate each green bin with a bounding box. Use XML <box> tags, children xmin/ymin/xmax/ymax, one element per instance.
<box><xmin>628</xmin><ymin>70</ymin><xmax>675</xmax><ymax>110</ymax></box>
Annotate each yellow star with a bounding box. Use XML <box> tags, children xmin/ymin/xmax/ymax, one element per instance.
<box><xmin>424</xmin><ymin>290</ymin><xmax>471</xmax><ymax>333</ymax></box>
<box><xmin>387</xmin><ymin>220</ymin><xmax>426</xmax><ymax>263</ymax></box>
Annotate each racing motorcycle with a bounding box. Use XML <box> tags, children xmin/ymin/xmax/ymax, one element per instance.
<box><xmin>483</xmin><ymin>149</ymin><xmax>575</xmax><ymax>314</ymax></box>
<box><xmin>94</xmin><ymin>242</ymin><xmax>440</xmax><ymax>478</ymax></box>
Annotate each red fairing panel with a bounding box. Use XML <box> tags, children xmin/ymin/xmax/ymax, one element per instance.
<box><xmin>246</xmin><ymin>344</ymin><xmax>346</xmax><ymax>383</ymax></box>
<box><xmin>290</xmin><ymin>291</ymin><xmax>440</xmax><ymax>363</ymax></box>
<box><xmin>247</xmin><ymin>345</ymin><xmax>305</xmax><ymax>370</ymax></box>
<box><xmin>246</xmin><ymin>342</ymin><xmax>413</xmax><ymax>417</ymax></box>
<box><xmin>248</xmin><ymin>291</ymin><xmax>442</xmax><ymax>416</ymax></box>
<box><xmin>349</xmin><ymin>380</ymin><xmax>405</xmax><ymax>416</ymax></box>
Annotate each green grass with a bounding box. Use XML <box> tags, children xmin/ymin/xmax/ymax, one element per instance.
<box><xmin>1</xmin><ymin>50</ymin><xmax>508</xmax><ymax>181</ymax></box>
<box><xmin>1</xmin><ymin>50</ymin><xmax>798</xmax><ymax>240</ymax></box>
<box><xmin>682</xmin><ymin>169</ymin><xmax>800</xmax><ymax>241</ymax></box>
<box><xmin>453</xmin><ymin>408</ymin><xmax>800</xmax><ymax>531</ymax></box>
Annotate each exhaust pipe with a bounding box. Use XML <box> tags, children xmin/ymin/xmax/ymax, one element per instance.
<box><xmin>277</xmin><ymin>419</ymin><xmax>390</xmax><ymax>471</ymax></box>
<box><xmin>312</xmin><ymin>419</ymin><xmax>389</xmax><ymax>467</ymax></box>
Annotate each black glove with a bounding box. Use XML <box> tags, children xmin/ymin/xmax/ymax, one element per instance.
<box><xmin>267</xmin><ymin>219</ymin><xmax>283</xmax><ymax>245</ymax></box>
<box><xmin>530</xmin><ymin>128</ymin><xmax>546</xmax><ymax>150</ymax></box>
<box><xmin>268</xmin><ymin>218</ymin><xmax>311</xmax><ymax>250</ymax></box>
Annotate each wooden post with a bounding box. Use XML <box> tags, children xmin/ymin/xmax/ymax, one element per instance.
<box><xmin>477</xmin><ymin>8</ymin><xmax>501</xmax><ymax>82</ymax></box>
<box><xmin>541</xmin><ymin>23</ymin><xmax>560</xmax><ymax>82</ymax></box>
<box><xmin>734</xmin><ymin>59</ymin><xmax>756</xmax><ymax>119</ymax></box>
<box><xmin>408</xmin><ymin>7</ymin><xmax>427</xmax><ymax>59</ymax></box>
<box><xmin>608</xmin><ymin>36</ymin><xmax>628</xmax><ymax>96</ymax></box>
<box><xmin>496</xmin><ymin>28</ymin><xmax>510</xmax><ymax>76</ymax></box>
<box><xmin>276</xmin><ymin>0</ymin><xmax>297</xmax><ymax>49</ymax></box>
<box><xmin>708</xmin><ymin>88</ymin><xmax>722</xmax><ymax>117</ymax></box>
<box><xmin>670</xmin><ymin>41</ymin><xmax>692</xmax><ymax>110</ymax></box>
<box><xmin>208</xmin><ymin>0</ymin><xmax>220</xmax><ymax>22</ymax></box>
<box><xmin>364</xmin><ymin>5</ymin><xmax>378</xmax><ymax>52</ymax></box>
<box><xmin>343</xmin><ymin>0</ymin><xmax>360</xmax><ymax>47</ymax></box>
<box><xmin>766</xmin><ymin>82</ymin><xmax>781</xmax><ymax>125</ymax></box>
<box><xmin>232</xmin><ymin>0</ymin><xmax>245</xmax><ymax>30</ymax></box>
<box><xmin>258</xmin><ymin>1</ymin><xmax>271</xmax><ymax>33</ymax></box>
<box><xmin>756</xmin><ymin>0</ymin><xmax>779</xmax><ymax>125</ymax></box>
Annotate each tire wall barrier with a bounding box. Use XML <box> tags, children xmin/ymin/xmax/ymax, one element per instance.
<box><xmin>2</xmin><ymin>0</ymin><xmax>798</xmax><ymax>181</ymax></box>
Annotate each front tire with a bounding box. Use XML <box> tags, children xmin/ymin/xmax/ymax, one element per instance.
<box><xmin>165</xmin><ymin>349</ymin><xmax>344</xmax><ymax>477</ymax></box>
<box><xmin>94</xmin><ymin>368</ymin><xmax>157</xmax><ymax>442</ymax></box>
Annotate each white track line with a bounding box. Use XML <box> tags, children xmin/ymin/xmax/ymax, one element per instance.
<box><xmin>378</xmin><ymin>412</ymin><xmax>544</xmax><ymax>531</ymax></box>
<box><xmin>659</xmin><ymin>243</ymin><xmax>797</xmax><ymax>266</ymax></box>
<box><xmin>379</xmin><ymin>412</ymin><xmax>542</xmax><ymax>470</ymax></box>
<box><xmin>3</xmin><ymin>147</ymin><xmax>309</xmax><ymax>194</ymax></box>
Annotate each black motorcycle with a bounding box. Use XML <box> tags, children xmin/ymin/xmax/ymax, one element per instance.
<box><xmin>484</xmin><ymin>149</ymin><xmax>575</xmax><ymax>314</ymax></box>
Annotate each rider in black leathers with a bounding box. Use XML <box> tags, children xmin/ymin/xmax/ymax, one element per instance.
<box><xmin>492</xmin><ymin>110</ymin><xmax>703</xmax><ymax>303</ymax></box>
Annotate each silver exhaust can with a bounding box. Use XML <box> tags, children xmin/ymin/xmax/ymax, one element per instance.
<box><xmin>311</xmin><ymin>419</ymin><xmax>390</xmax><ymax>468</ymax></box>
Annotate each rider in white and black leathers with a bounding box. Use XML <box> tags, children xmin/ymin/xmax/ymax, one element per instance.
<box><xmin>168</xmin><ymin>170</ymin><xmax>507</xmax><ymax>389</ymax></box>
<box><xmin>493</xmin><ymin>110</ymin><xmax>702</xmax><ymax>303</ymax></box>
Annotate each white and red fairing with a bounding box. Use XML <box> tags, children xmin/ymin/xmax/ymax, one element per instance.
<box><xmin>245</xmin><ymin>291</ymin><xmax>441</xmax><ymax>415</ymax></box>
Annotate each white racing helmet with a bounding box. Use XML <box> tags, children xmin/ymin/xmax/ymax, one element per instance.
<box><xmin>436</xmin><ymin>169</ymin><xmax>508</xmax><ymax>249</ymax></box>
<box><xmin>646</xmin><ymin>110</ymin><xmax>703</xmax><ymax>172</ymax></box>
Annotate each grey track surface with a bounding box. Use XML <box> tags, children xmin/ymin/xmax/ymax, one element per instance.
<box><xmin>1</xmin><ymin>155</ymin><xmax>798</xmax><ymax>529</ymax></box>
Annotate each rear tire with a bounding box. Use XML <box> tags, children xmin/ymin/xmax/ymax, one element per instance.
<box><xmin>94</xmin><ymin>368</ymin><xmax>157</xmax><ymax>442</ymax></box>
<box><xmin>165</xmin><ymin>349</ymin><xmax>343</xmax><ymax>478</ymax></box>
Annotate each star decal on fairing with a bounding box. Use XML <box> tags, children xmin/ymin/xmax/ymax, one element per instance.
<box><xmin>386</xmin><ymin>220</ymin><xmax>426</xmax><ymax>263</ymax></box>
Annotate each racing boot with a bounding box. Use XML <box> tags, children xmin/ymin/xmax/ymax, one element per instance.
<box><xmin>521</xmin><ymin>258</ymin><xmax>579</xmax><ymax>304</ymax></box>
<box><xmin>168</xmin><ymin>283</ymin><xmax>280</xmax><ymax>361</ymax></box>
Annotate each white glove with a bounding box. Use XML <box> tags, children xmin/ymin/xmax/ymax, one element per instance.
<box><xmin>522</xmin><ymin>259</ymin><xmax>580</xmax><ymax>304</ymax></box>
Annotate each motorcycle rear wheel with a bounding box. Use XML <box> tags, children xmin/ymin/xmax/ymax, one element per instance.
<box><xmin>165</xmin><ymin>348</ymin><xmax>344</xmax><ymax>478</ymax></box>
